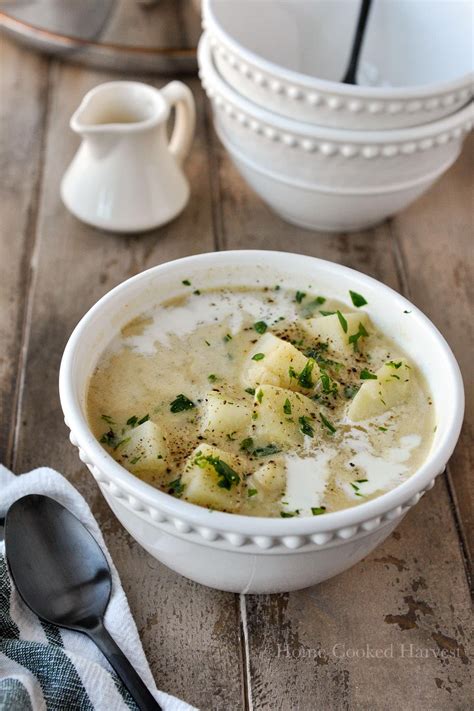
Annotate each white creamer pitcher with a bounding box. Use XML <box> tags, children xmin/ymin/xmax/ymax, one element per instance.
<box><xmin>61</xmin><ymin>81</ymin><xmax>195</xmax><ymax>233</ymax></box>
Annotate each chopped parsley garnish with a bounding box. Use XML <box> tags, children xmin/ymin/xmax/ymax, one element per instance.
<box><xmin>205</xmin><ymin>340</ymin><xmax>211</xmax><ymax>346</ymax></box>
<box><xmin>240</xmin><ymin>437</ymin><xmax>254</xmax><ymax>452</ymax></box>
<box><xmin>319</xmin><ymin>310</ymin><xmax>336</xmax><ymax>316</ymax></box>
<box><xmin>360</xmin><ymin>369</ymin><xmax>377</xmax><ymax>380</ymax></box>
<box><xmin>101</xmin><ymin>414</ymin><xmax>114</xmax><ymax>425</ymax></box>
<box><xmin>320</xmin><ymin>370</ymin><xmax>335</xmax><ymax>394</ymax></box>
<box><xmin>252</xmin><ymin>444</ymin><xmax>281</xmax><ymax>457</ymax></box>
<box><xmin>100</xmin><ymin>429</ymin><xmax>118</xmax><ymax>447</ymax></box>
<box><xmin>350</xmin><ymin>482</ymin><xmax>363</xmax><ymax>497</ymax></box>
<box><xmin>256</xmin><ymin>389</ymin><xmax>264</xmax><ymax>403</ymax></box>
<box><xmin>348</xmin><ymin>322</ymin><xmax>369</xmax><ymax>352</ymax></box>
<box><xmin>254</xmin><ymin>321</ymin><xmax>268</xmax><ymax>334</ymax></box>
<box><xmin>349</xmin><ymin>290</ymin><xmax>368</xmax><ymax>307</ymax></box>
<box><xmin>223</xmin><ymin>333</ymin><xmax>232</xmax><ymax>342</ymax></box>
<box><xmin>299</xmin><ymin>416</ymin><xmax>314</xmax><ymax>437</ymax></box>
<box><xmin>247</xmin><ymin>488</ymin><xmax>258</xmax><ymax>498</ymax></box>
<box><xmin>280</xmin><ymin>511</ymin><xmax>297</xmax><ymax>518</ymax></box>
<box><xmin>126</xmin><ymin>414</ymin><xmax>150</xmax><ymax>428</ymax></box>
<box><xmin>194</xmin><ymin>453</ymin><xmax>240</xmax><ymax>490</ymax></box>
<box><xmin>403</xmin><ymin>310</ymin><xmax>411</xmax><ymax>314</ymax></box>
<box><xmin>336</xmin><ymin>310</ymin><xmax>348</xmax><ymax>333</ymax></box>
<box><xmin>130</xmin><ymin>456</ymin><xmax>142</xmax><ymax>465</ymax></box>
<box><xmin>311</xmin><ymin>506</ymin><xmax>326</xmax><ymax>515</ymax></box>
<box><xmin>378</xmin><ymin>426</ymin><xmax>388</xmax><ymax>432</ymax></box>
<box><xmin>387</xmin><ymin>360</ymin><xmax>402</xmax><ymax>369</ymax></box>
<box><xmin>295</xmin><ymin>291</ymin><xmax>306</xmax><ymax>303</ymax></box>
<box><xmin>208</xmin><ymin>373</ymin><xmax>218</xmax><ymax>383</ymax></box>
<box><xmin>168</xmin><ymin>478</ymin><xmax>185</xmax><ymax>496</ymax></box>
<box><xmin>301</xmin><ymin>296</ymin><xmax>326</xmax><ymax>318</ymax></box>
<box><xmin>99</xmin><ymin>429</ymin><xmax>131</xmax><ymax>451</ymax></box>
<box><xmin>245</xmin><ymin>387</ymin><xmax>256</xmax><ymax>396</ymax></box>
<box><xmin>170</xmin><ymin>394</ymin><xmax>195</xmax><ymax>413</ymax></box>
<box><xmin>113</xmin><ymin>436</ymin><xmax>131</xmax><ymax>451</ymax></box>
<box><xmin>274</xmin><ymin>285</ymin><xmax>280</xmax><ymax>291</ymax></box>
<box><xmin>297</xmin><ymin>358</ymin><xmax>316</xmax><ymax>388</ymax></box>
<box><xmin>356</xmin><ymin>478</ymin><xmax>368</xmax><ymax>483</ymax></box>
<box><xmin>193</xmin><ymin>289</ymin><xmax>201</xmax><ymax>295</ymax></box>
<box><xmin>252</xmin><ymin>352</ymin><xmax>265</xmax><ymax>361</ymax></box>
<box><xmin>304</xmin><ymin>344</ymin><xmax>341</xmax><ymax>372</ymax></box>
<box><xmin>343</xmin><ymin>384</ymin><xmax>360</xmax><ymax>399</ymax></box>
<box><xmin>320</xmin><ymin>413</ymin><xmax>336</xmax><ymax>434</ymax></box>
<box><xmin>283</xmin><ymin>398</ymin><xmax>292</xmax><ymax>415</ymax></box>
<box><xmin>182</xmin><ymin>279</ymin><xmax>191</xmax><ymax>286</ymax></box>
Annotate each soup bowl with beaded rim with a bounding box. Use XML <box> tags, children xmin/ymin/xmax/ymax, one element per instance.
<box><xmin>59</xmin><ymin>250</ymin><xmax>464</xmax><ymax>593</ymax></box>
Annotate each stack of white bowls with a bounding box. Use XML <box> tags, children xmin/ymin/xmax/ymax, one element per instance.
<box><xmin>199</xmin><ymin>0</ymin><xmax>473</xmax><ymax>232</ymax></box>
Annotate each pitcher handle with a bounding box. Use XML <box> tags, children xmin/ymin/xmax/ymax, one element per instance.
<box><xmin>161</xmin><ymin>81</ymin><xmax>196</xmax><ymax>165</ymax></box>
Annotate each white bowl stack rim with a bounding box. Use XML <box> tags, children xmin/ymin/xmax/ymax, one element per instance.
<box><xmin>199</xmin><ymin>32</ymin><xmax>474</xmax><ymax>146</ymax></box>
<box><xmin>202</xmin><ymin>0</ymin><xmax>474</xmax><ymax>129</ymax></box>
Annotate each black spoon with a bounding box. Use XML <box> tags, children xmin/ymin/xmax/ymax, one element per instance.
<box><xmin>342</xmin><ymin>0</ymin><xmax>373</xmax><ymax>84</ymax></box>
<box><xmin>5</xmin><ymin>494</ymin><xmax>161</xmax><ymax>711</ymax></box>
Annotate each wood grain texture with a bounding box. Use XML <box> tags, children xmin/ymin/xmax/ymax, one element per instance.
<box><xmin>207</xmin><ymin>115</ymin><xmax>473</xmax><ymax>710</ymax></box>
<box><xmin>0</xmin><ymin>38</ymin><xmax>50</xmax><ymax>463</ymax></box>
<box><xmin>9</xmin><ymin>57</ymin><xmax>242</xmax><ymax>710</ymax></box>
<box><xmin>389</xmin><ymin>136</ymin><xmax>474</xmax><ymax>580</ymax></box>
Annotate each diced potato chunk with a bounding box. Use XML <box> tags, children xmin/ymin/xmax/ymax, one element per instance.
<box><xmin>251</xmin><ymin>384</ymin><xmax>318</xmax><ymax>449</ymax></box>
<box><xmin>348</xmin><ymin>359</ymin><xmax>412</xmax><ymax>421</ymax></box>
<box><xmin>200</xmin><ymin>391</ymin><xmax>250</xmax><ymax>439</ymax></box>
<box><xmin>181</xmin><ymin>443</ymin><xmax>242</xmax><ymax>512</ymax></box>
<box><xmin>305</xmin><ymin>312</ymin><xmax>370</xmax><ymax>357</ymax></box>
<box><xmin>244</xmin><ymin>333</ymin><xmax>319</xmax><ymax>392</ymax></box>
<box><xmin>252</xmin><ymin>458</ymin><xmax>286</xmax><ymax>501</ymax></box>
<box><xmin>117</xmin><ymin>420</ymin><xmax>168</xmax><ymax>474</ymax></box>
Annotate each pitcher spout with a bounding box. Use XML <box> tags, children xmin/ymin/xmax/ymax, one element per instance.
<box><xmin>70</xmin><ymin>81</ymin><xmax>168</xmax><ymax>136</ymax></box>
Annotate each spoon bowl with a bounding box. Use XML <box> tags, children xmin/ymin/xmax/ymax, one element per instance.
<box><xmin>5</xmin><ymin>494</ymin><xmax>161</xmax><ymax>711</ymax></box>
<box><xmin>6</xmin><ymin>495</ymin><xmax>110</xmax><ymax>630</ymax></box>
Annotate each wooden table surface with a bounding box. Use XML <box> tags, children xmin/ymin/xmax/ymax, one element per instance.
<box><xmin>1</xmin><ymin>26</ymin><xmax>472</xmax><ymax>711</ymax></box>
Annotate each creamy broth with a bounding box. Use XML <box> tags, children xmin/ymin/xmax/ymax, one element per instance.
<box><xmin>87</xmin><ymin>286</ymin><xmax>435</xmax><ymax>517</ymax></box>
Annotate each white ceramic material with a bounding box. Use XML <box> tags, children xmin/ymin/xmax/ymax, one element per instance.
<box><xmin>59</xmin><ymin>251</ymin><xmax>464</xmax><ymax>594</ymax></box>
<box><xmin>199</xmin><ymin>33</ymin><xmax>473</xmax><ymax>231</ymax></box>
<box><xmin>61</xmin><ymin>81</ymin><xmax>196</xmax><ymax>233</ymax></box>
<box><xmin>204</xmin><ymin>0</ymin><xmax>474</xmax><ymax>129</ymax></box>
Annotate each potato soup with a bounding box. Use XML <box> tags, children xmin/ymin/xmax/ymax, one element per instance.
<box><xmin>87</xmin><ymin>284</ymin><xmax>435</xmax><ymax>518</ymax></box>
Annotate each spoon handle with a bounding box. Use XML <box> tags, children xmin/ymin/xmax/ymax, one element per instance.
<box><xmin>342</xmin><ymin>0</ymin><xmax>373</xmax><ymax>84</ymax></box>
<box><xmin>88</xmin><ymin>622</ymin><xmax>162</xmax><ymax>711</ymax></box>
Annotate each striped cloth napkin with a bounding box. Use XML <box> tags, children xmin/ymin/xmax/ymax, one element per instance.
<box><xmin>0</xmin><ymin>465</ymin><xmax>197</xmax><ymax>711</ymax></box>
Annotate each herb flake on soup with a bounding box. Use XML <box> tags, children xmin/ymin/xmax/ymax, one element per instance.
<box><xmin>87</xmin><ymin>287</ymin><xmax>435</xmax><ymax>517</ymax></box>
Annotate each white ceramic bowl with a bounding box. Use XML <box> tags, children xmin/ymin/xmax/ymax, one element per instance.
<box><xmin>199</xmin><ymin>32</ymin><xmax>473</xmax><ymax>231</ymax></box>
<box><xmin>204</xmin><ymin>0</ymin><xmax>474</xmax><ymax>129</ymax></box>
<box><xmin>59</xmin><ymin>250</ymin><xmax>464</xmax><ymax>594</ymax></box>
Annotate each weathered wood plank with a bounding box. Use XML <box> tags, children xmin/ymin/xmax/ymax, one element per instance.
<box><xmin>208</xmin><ymin>114</ymin><xmax>472</xmax><ymax>709</ymax></box>
<box><xmin>244</xmin><ymin>482</ymin><xmax>472</xmax><ymax>711</ymax></box>
<box><xmin>0</xmin><ymin>37</ymin><xmax>49</xmax><ymax>464</ymax></box>
<box><xmin>390</xmin><ymin>135</ymin><xmax>474</xmax><ymax>579</ymax></box>
<box><xmin>10</xmin><ymin>61</ymin><xmax>243</xmax><ymax>710</ymax></box>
